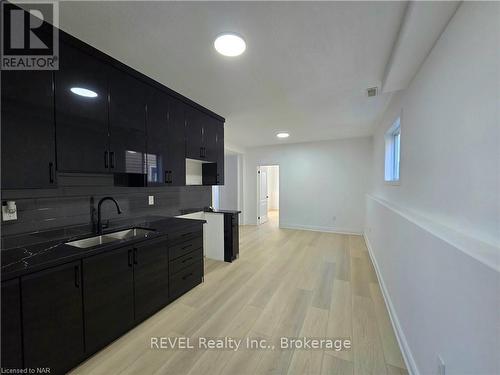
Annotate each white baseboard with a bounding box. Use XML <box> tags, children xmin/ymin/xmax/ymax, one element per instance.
<box><xmin>363</xmin><ymin>233</ymin><xmax>419</xmax><ymax>375</ymax></box>
<box><xmin>280</xmin><ymin>223</ymin><xmax>362</xmax><ymax>235</ymax></box>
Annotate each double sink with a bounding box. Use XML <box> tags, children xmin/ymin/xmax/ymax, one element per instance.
<box><xmin>66</xmin><ymin>228</ymin><xmax>155</xmax><ymax>249</ymax></box>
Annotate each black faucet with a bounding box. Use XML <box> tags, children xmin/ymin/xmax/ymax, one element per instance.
<box><xmin>96</xmin><ymin>197</ymin><xmax>122</xmax><ymax>234</ymax></box>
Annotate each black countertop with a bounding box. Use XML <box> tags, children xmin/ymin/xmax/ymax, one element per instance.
<box><xmin>205</xmin><ymin>209</ymin><xmax>241</xmax><ymax>215</ymax></box>
<box><xmin>179</xmin><ymin>207</ymin><xmax>241</xmax><ymax>215</ymax></box>
<box><xmin>1</xmin><ymin>215</ymin><xmax>205</xmax><ymax>281</ymax></box>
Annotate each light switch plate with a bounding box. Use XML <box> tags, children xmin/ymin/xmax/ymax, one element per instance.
<box><xmin>148</xmin><ymin>196</ymin><xmax>154</xmax><ymax>205</ymax></box>
<box><xmin>2</xmin><ymin>201</ymin><xmax>17</xmax><ymax>221</ymax></box>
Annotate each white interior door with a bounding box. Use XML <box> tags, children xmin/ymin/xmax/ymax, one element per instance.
<box><xmin>259</xmin><ymin>169</ymin><xmax>268</xmax><ymax>224</ymax></box>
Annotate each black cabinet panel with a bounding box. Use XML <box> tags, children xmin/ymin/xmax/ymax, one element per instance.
<box><xmin>169</xmin><ymin>248</ymin><xmax>203</xmax><ymax>275</ymax></box>
<box><xmin>146</xmin><ymin>92</ymin><xmax>186</xmax><ymax>186</ymax></box>
<box><xmin>216</xmin><ymin>122</ymin><xmax>225</xmax><ymax>185</ymax></box>
<box><xmin>83</xmin><ymin>247</ymin><xmax>134</xmax><ymax>354</ymax></box>
<box><xmin>21</xmin><ymin>261</ymin><xmax>84</xmax><ymax>374</ymax></box>
<box><xmin>185</xmin><ymin>108</ymin><xmax>204</xmax><ymax>160</ymax></box>
<box><xmin>1</xmin><ymin>70</ymin><xmax>56</xmax><ymax>189</ymax></box>
<box><xmin>204</xmin><ymin>118</ymin><xmax>218</xmax><ymax>162</ymax></box>
<box><xmin>169</xmin><ymin>236</ymin><xmax>203</xmax><ymax>259</ymax></box>
<box><xmin>134</xmin><ymin>238</ymin><xmax>169</xmax><ymax>322</ymax></box>
<box><xmin>146</xmin><ymin>88</ymin><xmax>169</xmax><ymax>185</ymax></box>
<box><xmin>109</xmin><ymin>68</ymin><xmax>147</xmax><ymax>176</ymax></box>
<box><xmin>1</xmin><ymin>279</ymin><xmax>23</xmax><ymax>369</ymax></box>
<box><xmin>224</xmin><ymin>213</ymin><xmax>239</xmax><ymax>262</ymax></box>
<box><xmin>167</xmin><ymin>98</ymin><xmax>187</xmax><ymax>186</ymax></box>
<box><xmin>169</xmin><ymin>259</ymin><xmax>203</xmax><ymax>301</ymax></box>
<box><xmin>56</xmin><ymin>40</ymin><xmax>109</xmax><ymax>173</ymax></box>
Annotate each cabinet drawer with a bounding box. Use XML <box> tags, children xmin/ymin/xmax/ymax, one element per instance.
<box><xmin>169</xmin><ymin>248</ymin><xmax>203</xmax><ymax>275</ymax></box>
<box><xmin>169</xmin><ymin>236</ymin><xmax>202</xmax><ymax>260</ymax></box>
<box><xmin>169</xmin><ymin>225</ymin><xmax>203</xmax><ymax>245</ymax></box>
<box><xmin>169</xmin><ymin>259</ymin><xmax>203</xmax><ymax>300</ymax></box>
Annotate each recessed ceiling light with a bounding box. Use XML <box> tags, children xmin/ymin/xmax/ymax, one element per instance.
<box><xmin>70</xmin><ymin>87</ymin><xmax>98</xmax><ymax>98</ymax></box>
<box><xmin>276</xmin><ymin>132</ymin><xmax>290</xmax><ymax>139</ymax></box>
<box><xmin>214</xmin><ymin>33</ymin><xmax>246</xmax><ymax>57</ymax></box>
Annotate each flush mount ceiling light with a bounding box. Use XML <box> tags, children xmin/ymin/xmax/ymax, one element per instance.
<box><xmin>214</xmin><ymin>33</ymin><xmax>246</xmax><ymax>57</ymax></box>
<box><xmin>276</xmin><ymin>132</ymin><xmax>290</xmax><ymax>139</ymax></box>
<box><xmin>70</xmin><ymin>87</ymin><xmax>98</xmax><ymax>98</ymax></box>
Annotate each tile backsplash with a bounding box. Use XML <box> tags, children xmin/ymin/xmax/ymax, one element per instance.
<box><xmin>1</xmin><ymin>173</ymin><xmax>211</xmax><ymax>237</ymax></box>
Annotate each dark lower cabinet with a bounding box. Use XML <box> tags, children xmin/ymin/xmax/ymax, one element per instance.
<box><xmin>21</xmin><ymin>261</ymin><xmax>85</xmax><ymax>374</ymax></box>
<box><xmin>133</xmin><ymin>237</ymin><xmax>169</xmax><ymax>322</ymax></box>
<box><xmin>0</xmin><ymin>229</ymin><xmax>203</xmax><ymax>372</ymax></box>
<box><xmin>224</xmin><ymin>212</ymin><xmax>240</xmax><ymax>262</ymax></box>
<box><xmin>168</xmin><ymin>227</ymin><xmax>204</xmax><ymax>301</ymax></box>
<box><xmin>1</xmin><ymin>279</ymin><xmax>23</xmax><ymax>369</ymax></box>
<box><xmin>83</xmin><ymin>246</ymin><xmax>134</xmax><ymax>354</ymax></box>
<box><xmin>169</xmin><ymin>259</ymin><xmax>203</xmax><ymax>301</ymax></box>
<box><xmin>1</xmin><ymin>70</ymin><xmax>56</xmax><ymax>189</ymax></box>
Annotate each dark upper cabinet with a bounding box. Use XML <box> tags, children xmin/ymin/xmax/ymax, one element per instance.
<box><xmin>167</xmin><ymin>98</ymin><xmax>187</xmax><ymax>186</ymax></box>
<box><xmin>201</xmin><ymin>120</ymin><xmax>225</xmax><ymax>185</ymax></box>
<box><xmin>1</xmin><ymin>279</ymin><xmax>23</xmax><ymax>369</ymax></box>
<box><xmin>83</xmin><ymin>246</ymin><xmax>134</xmax><ymax>355</ymax></box>
<box><xmin>21</xmin><ymin>261</ymin><xmax>85</xmax><ymax>374</ymax></box>
<box><xmin>185</xmin><ymin>107</ymin><xmax>205</xmax><ymax>160</ymax></box>
<box><xmin>1</xmin><ymin>70</ymin><xmax>56</xmax><ymax>189</ymax></box>
<box><xmin>216</xmin><ymin>122</ymin><xmax>225</xmax><ymax>185</ymax></box>
<box><xmin>204</xmin><ymin>118</ymin><xmax>218</xmax><ymax>162</ymax></box>
<box><xmin>133</xmin><ymin>237</ymin><xmax>169</xmax><ymax>322</ymax></box>
<box><xmin>146</xmin><ymin>88</ymin><xmax>169</xmax><ymax>185</ymax></box>
<box><xmin>109</xmin><ymin>68</ymin><xmax>147</xmax><ymax>177</ymax></box>
<box><xmin>55</xmin><ymin>40</ymin><xmax>109</xmax><ymax>173</ymax></box>
<box><xmin>146</xmin><ymin>92</ymin><xmax>186</xmax><ymax>186</ymax></box>
<box><xmin>186</xmin><ymin>107</ymin><xmax>223</xmax><ymax>166</ymax></box>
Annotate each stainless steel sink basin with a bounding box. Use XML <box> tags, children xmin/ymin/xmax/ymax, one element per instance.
<box><xmin>66</xmin><ymin>228</ymin><xmax>155</xmax><ymax>249</ymax></box>
<box><xmin>105</xmin><ymin>228</ymin><xmax>154</xmax><ymax>241</ymax></box>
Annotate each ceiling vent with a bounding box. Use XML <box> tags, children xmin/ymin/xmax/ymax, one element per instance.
<box><xmin>367</xmin><ymin>87</ymin><xmax>378</xmax><ymax>97</ymax></box>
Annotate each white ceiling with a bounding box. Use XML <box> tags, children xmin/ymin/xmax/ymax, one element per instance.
<box><xmin>58</xmin><ymin>1</ymin><xmax>408</xmax><ymax>149</ymax></box>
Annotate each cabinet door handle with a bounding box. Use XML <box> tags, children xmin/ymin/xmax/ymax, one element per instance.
<box><xmin>182</xmin><ymin>244</ymin><xmax>193</xmax><ymax>250</ymax></box>
<box><xmin>128</xmin><ymin>249</ymin><xmax>133</xmax><ymax>267</ymax></box>
<box><xmin>104</xmin><ymin>151</ymin><xmax>109</xmax><ymax>169</ymax></box>
<box><xmin>49</xmin><ymin>162</ymin><xmax>54</xmax><ymax>183</ymax></box>
<box><xmin>182</xmin><ymin>272</ymin><xmax>193</xmax><ymax>280</ymax></box>
<box><xmin>181</xmin><ymin>256</ymin><xmax>193</xmax><ymax>264</ymax></box>
<box><xmin>74</xmin><ymin>265</ymin><xmax>80</xmax><ymax>288</ymax></box>
<box><xmin>164</xmin><ymin>170</ymin><xmax>169</xmax><ymax>184</ymax></box>
<box><xmin>133</xmin><ymin>248</ymin><xmax>138</xmax><ymax>265</ymax></box>
<box><xmin>169</xmin><ymin>171</ymin><xmax>173</xmax><ymax>184</ymax></box>
<box><xmin>110</xmin><ymin>151</ymin><xmax>115</xmax><ymax>169</ymax></box>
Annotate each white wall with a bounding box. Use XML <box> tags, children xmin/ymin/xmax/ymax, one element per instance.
<box><xmin>243</xmin><ymin>137</ymin><xmax>372</xmax><ymax>233</ymax></box>
<box><xmin>366</xmin><ymin>3</ymin><xmax>500</xmax><ymax>374</ymax></box>
<box><xmin>218</xmin><ymin>153</ymin><xmax>240</xmax><ymax>211</ymax></box>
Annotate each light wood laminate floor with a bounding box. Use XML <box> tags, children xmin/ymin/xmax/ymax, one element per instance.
<box><xmin>71</xmin><ymin>211</ymin><xmax>407</xmax><ymax>375</ymax></box>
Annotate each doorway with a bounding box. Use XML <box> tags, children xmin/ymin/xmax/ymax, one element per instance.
<box><xmin>257</xmin><ymin>165</ymin><xmax>279</xmax><ymax>225</ymax></box>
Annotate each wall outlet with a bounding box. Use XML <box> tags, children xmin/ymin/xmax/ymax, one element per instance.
<box><xmin>438</xmin><ymin>355</ymin><xmax>446</xmax><ymax>375</ymax></box>
<box><xmin>2</xmin><ymin>201</ymin><xmax>17</xmax><ymax>221</ymax></box>
<box><xmin>148</xmin><ymin>196</ymin><xmax>154</xmax><ymax>206</ymax></box>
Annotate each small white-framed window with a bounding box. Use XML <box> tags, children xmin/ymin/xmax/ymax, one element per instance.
<box><xmin>384</xmin><ymin>117</ymin><xmax>401</xmax><ymax>183</ymax></box>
